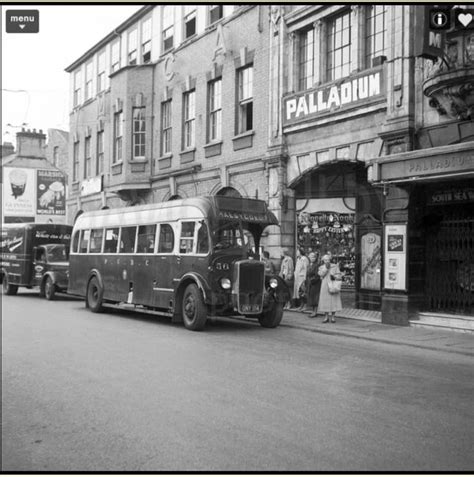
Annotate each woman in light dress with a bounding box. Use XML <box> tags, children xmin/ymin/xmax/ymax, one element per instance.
<box><xmin>317</xmin><ymin>254</ymin><xmax>343</xmax><ymax>323</ymax></box>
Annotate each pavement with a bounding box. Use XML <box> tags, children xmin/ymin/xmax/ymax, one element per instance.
<box><xmin>275</xmin><ymin>308</ymin><xmax>474</xmax><ymax>357</ymax></box>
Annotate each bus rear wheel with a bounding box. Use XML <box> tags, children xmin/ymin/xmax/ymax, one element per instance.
<box><xmin>86</xmin><ymin>276</ymin><xmax>104</xmax><ymax>313</ymax></box>
<box><xmin>182</xmin><ymin>284</ymin><xmax>207</xmax><ymax>331</ymax></box>
<box><xmin>44</xmin><ymin>276</ymin><xmax>56</xmax><ymax>301</ymax></box>
<box><xmin>2</xmin><ymin>273</ymin><xmax>18</xmax><ymax>296</ymax></box>
<box><xmin>258</xmin><ymin>301</ymin><xmax>283</xmax><ymax>328</ymax></box>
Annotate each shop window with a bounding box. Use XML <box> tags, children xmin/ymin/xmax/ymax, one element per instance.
<box><xmin>327</xmin><ymin>10</ymin><xmax>352</xmax><ymax>81</ymax></box>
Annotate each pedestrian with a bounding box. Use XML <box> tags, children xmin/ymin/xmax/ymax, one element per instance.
<box><xmin>293</xmin><ymin>247</ymin><xmax>309</xmax><ymax>311</ymax></box>
<box><xmin>262</xmin><ymin>250</ymin><xmax>275</xmax><ymax>274</ymax></box>
<box><xmin>306</xmin><ymin>252</ymin><xmax>321</xmax><ymax>317</ymax></box>
<box><xmin>279</xmin><ymin>248</ymin><xmax>294</xmax><ymax>310</ymax></box>
<box><xmin>317</xmin><ymin>253</ymin><xmax>343</xmax><ymax>323</ymax></box>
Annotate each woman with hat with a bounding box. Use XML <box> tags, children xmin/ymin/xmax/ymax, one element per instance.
<box><xmin>317</xmin><ymin>253</ymin><xmax>343</xmax><ymax>323</ymax></box>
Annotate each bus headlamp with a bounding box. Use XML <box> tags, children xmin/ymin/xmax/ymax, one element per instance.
<box><xmin>220</xmin><ymin>277</ymin><xmax>231</xmax><ymax>289</ymax></box>
<box><xmin>269</xmin><ymin>278</ymin><xmax>278</xmax><ymax>289</ymax></box>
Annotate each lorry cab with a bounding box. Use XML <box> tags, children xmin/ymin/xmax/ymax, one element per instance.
<box><xmin>33</xmin><ymin>243</ymin><xmax>69</xmax><ymax>300</ymax></box>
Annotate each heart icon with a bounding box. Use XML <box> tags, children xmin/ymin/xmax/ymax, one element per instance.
<box><xmin>458</xmin><ymin>12</ymin><xmax>473</xmax><ymax>27</ymax></box>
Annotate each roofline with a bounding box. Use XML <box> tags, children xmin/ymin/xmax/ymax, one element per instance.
<box><xmin>65</xmin><ymin>4</ymin><xmax>154</xmax><ymax>73</ymax></box>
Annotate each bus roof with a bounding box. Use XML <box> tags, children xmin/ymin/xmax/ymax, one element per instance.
<box><xmin>74</xmin><ymin>196</ymin><xmax>278</xmax><ymax>229</ymax></box>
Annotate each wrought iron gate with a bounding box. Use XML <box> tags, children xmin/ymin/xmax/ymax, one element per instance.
<box><xmin>426</xmin><ymin>209</ymin><xmax>474</xmax><ymax>314</ymax></box>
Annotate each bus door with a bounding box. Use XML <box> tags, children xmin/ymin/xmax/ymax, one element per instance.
<box><xmin>152</xmin><ymin>222</ymin><xmax>176</xmax><ymax>310</ymax></box>
<box><xmin>132</xmin><ymin>224</ymin><xmax>156</xmax><ymax>307</ymax></box>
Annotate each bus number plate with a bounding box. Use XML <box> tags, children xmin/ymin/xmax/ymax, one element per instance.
<box><xmin>241</xmin><ymin>304</ymin><xmax>260</xmax><ymax>312</ymax></box>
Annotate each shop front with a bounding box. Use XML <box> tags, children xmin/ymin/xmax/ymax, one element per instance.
<box><xmin>369</xmin><ymin>141</ymin><xmax>474</xmax><ymax>323</ymax></box>
<box><xmin>292</xmin><ymin>160</ymin><xmax>383</xmax><ymax>311</ymax></box>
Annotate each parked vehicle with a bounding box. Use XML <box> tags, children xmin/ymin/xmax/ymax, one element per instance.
<box><xmin>0</xmin><ymin>223</ymin><xmax>72</xmax><ymax>299</ymax></box>
<box><xmin>68</xmin><ymin>196</ymin><xmax>287</xmax><ymax>331</ymax></box>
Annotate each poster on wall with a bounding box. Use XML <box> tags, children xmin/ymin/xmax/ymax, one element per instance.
<box><xmin>384</xmin><ymin>224</ymin><xmax>407</xmax><ymax>290</ymax></box>
<box><xmin>360</xmin><ymin>232</ymin><xmax>381</xmax><ymax>290</ymax></box>
<box><xmin>3</xmin><ymin>167</ymin><xmax>36</xmax><ymax>217</ymax></box>
<box><xmin>36</xmin><ymin>170</ymin><xmax>66</xmax><ymax>216</ymax></box>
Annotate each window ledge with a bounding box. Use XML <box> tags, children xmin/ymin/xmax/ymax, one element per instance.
<box><xmin>204</xmin><ymin>140</ymin><xmax>223</xmax><ymax>148</ymax></box>
<box><xmin>232</xmin><ymin>130</ymin><xmax>255</xmax><ymax>141</ymax></box>
<box><xmin>180</xmin><ymin>147</ymin><xmax>196</xmax><ymax>154</ymax></box>
<box><xmin>158</xmin><ymin>153</ymin><xmax>173</xmax><ymax>161</ymax></box>
<box><xmin>129</xmin><ymin>157</ymin><xmax>147</xmax><ymax>164</ymax></box>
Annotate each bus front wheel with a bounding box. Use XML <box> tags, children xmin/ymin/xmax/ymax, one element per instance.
<box><xmin>86</xmin><ymin>276</ymin><xmax>104</xmax><ymax>313</ymax></box>
<box><xmin>258</xmin><ymin>302</ymin><xmax>283</xmax><ymax>328</ymax></box>
<box><xmin>2</xmin><ymin>273</ymin><xmax>18</xmax><ymax>296</ymax></box>
<box><xmin>182</xmin><ymin>284</ymin><xmax>207</xmax><ymax>331</ymax></box>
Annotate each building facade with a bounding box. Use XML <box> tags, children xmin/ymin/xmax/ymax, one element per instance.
<box><xmin>1</xmin><ymin>129</ymin><xmax>67</xmax><ymax>224</ymax></box>
<box><xmin>65</xmin><ymin>4</ymin><xmax>474</xmax><ymax>323</ymax></box>
<box><xmin>275</xmin><ymin>4</ymin><xmax>474</xmax><ymax>322</ymax></box>
<box><xmin>65</xmin><ymin>5</ymin><xmax>283</xmax><ymax>255</ymax></box>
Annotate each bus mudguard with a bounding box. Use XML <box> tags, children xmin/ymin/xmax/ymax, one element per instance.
<box><xmin>178</xmin><ymin>272</ymin><xmax>210</xmax><ymax>302</ymax></box>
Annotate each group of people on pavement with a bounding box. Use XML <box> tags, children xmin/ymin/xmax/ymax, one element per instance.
<box><xmin>275</xmin><ymin>247</ymin><xmax>343</xmax><ymax>323</ymax></box>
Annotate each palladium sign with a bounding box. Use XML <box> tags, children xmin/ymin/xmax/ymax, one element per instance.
<box><xmin>284</xmin><ymin>69</ymin><xmax>384</xmax><ymax>125</ymax></box>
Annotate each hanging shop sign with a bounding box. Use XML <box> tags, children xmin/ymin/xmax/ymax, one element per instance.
<box><xmin>384</xmin><ymin>224</ymin><xmax>407</xmax><ymax>291</ymax></box>
<box><xmin>360</xmin><ymin>233</ymin><xmax>381</xmax><ymax>290</ymax></box>
<box><xmin>283</xmin><ymin>68</ymin><xmax>384</xmax><ymax>126</ymax></box>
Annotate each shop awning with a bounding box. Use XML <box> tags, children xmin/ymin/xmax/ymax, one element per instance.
<box><xmin>367</xmin><ymin>141</ymin><xmax>474</xmax><ymax>185</ymax></box>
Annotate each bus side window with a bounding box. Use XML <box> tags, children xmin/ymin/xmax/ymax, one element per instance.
<box><xmin>137</xmin><ymin>224</ymin><xmax>157</xmax><ymax>253</ymax></box>
<box><xmin>104</xmin><ymin>228</ymin><xmax>119</xmax><ymax>253</ymax></box>
<box><xmin>158</xmin><ymin>223</ymin><xmax>174</xmax><ymax>254</ymax></box>
<box><xmin>197</xmin><ymin>221</ymin><xmax>209</xmax><ymax>254</ymax></box>
<box><xmin>119</xmin><ymin>226</ymin><xmax>137</xmax><ymax>253</ymax></box>
<box><xmin>72</xmin><ymin>230</ymin><xmax>80</xmax><ymax>253</ymax></box>
<box><xmin>79</xmin><ymin>230</ymin><xmax>90</xmax><ymax>253</ymax></box>
<box><xmin>89</xmin><ymin>228</ymin><xmax>104</xmax><ymax>253</ymax></box>
<box><xmin>180</xmin><ymin>222</ymin><xmax>195</xmax><ymax>254</ymax></box>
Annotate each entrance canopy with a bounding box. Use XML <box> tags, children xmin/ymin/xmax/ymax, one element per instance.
<box><xmin>367</xmin><ymin>141</ymin><xmax>474</xmax><ymax>185</ymax></box>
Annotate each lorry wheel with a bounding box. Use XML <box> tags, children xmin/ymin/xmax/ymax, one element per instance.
<box><xmin>44</xmin><ymin>276</ymin><xmax>56</xmax><ymax>301</ymax></box>
<box><xmin>182</xmin><ymin>284</ymin><xmax>207</xmax><ymax>331</ymax></box>
<box><xmin>86</xmin><ymin>276</ymin><xmax>104</xmax><ymax>313</ymax></box>
<box><xmin>2</xmin><ymin>274</ymin><xmax>18</xmax><ymax>296</ymax></box>
<box><xmin>258</xmin><ymin>301</ymin><xmax>283</xmax><ymax>328</ymax></box>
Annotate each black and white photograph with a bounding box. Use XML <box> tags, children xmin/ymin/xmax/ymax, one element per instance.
<box><xmin>1</xmin><ymin>2</ymin><xmax>474</xmax><ymax>472</ymax></box>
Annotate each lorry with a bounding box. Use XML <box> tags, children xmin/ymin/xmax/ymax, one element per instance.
<box><xmin>1</xmin><ymin>223</ymin><xmax>72</xmax><ymax>300</ymax></box>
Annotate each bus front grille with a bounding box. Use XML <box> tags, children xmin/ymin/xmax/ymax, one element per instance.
<box><xmin>234</xmin><ymin>260</ymin><xmax>265</xmax><ymax>314</ymax></box>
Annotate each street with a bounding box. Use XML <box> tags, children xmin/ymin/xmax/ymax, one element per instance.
<box><xmin>2</xmin><ymin>290</ymin><xmax>474</xmax><ymax>472</ymax></box>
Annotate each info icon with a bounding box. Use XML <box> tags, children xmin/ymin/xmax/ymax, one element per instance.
<box><xmin>429</xmin><ymin>9</ymin><xmax>451</xmax><ymax>30</ymax></box>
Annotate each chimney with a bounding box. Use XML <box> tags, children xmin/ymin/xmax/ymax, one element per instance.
<box><xmin>16</xmin><ymin>128</ymin><xmax>47</xmax><ymax>157</ymax></box>
<box><xmin>1</xmin><ymin>142</ymin><xmax>15</xmax><ymax>158</ymax></box>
